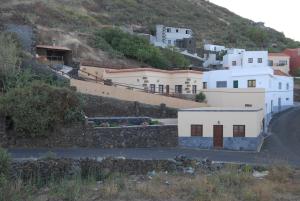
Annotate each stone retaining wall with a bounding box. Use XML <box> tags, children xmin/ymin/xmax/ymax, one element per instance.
<box><xmin>10</xmin><ymin>157</ymin><xmax>223</xmax><ymax>183</ymax></box>
<box><xmin>1</xmin><ymin>125</ymin><xmax>178</xmax><ymax>148</ymax></box>
<box><xmin>83</xmin><ymin>94</ymin><xmax>178</xmax><ymax>118</ymax></box>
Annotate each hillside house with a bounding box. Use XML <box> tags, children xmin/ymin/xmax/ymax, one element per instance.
<box><xmin>151</xmin><ymin>25</ymin><xmax>197</xmax><ymax>54</ymax></box>
<box><xmin>79</xmin><ymin>66</ymin><xmax>203</xmax><ymax>97</ymax></box>
<box><xmin>268</xmin><ymin>53</ymin><xmax>290</xmax><ymax>75</ymax></box>
<box><xmin>203</xmin><ymin>67</ymin><xmax>293</xmax><ymax>124</ymax></box>
<box><xmin>178</xmin><ymin>107</ymin><xmax>264</xmax><ymax>151</ymax></box>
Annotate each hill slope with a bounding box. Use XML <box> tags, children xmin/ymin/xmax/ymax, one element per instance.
<box><xmin>1</xmin><ymin>0</ymin><xmax>299</xmax><ymax>55</ymax></box>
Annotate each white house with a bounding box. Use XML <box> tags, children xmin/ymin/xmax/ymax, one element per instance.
<box><xmin>223</xmin><ymin>50</ymin><xmax>268</xmax><ymax>69</ymax></box>
<box><xmin>153</xmin><ymin>25</ymin><xmax>193</xmax><ymax>47</ymax></box>
<box><xmin>203</xmin><ymin>67</ymin><xmax>294</xmax><ymax>126</ymax></box>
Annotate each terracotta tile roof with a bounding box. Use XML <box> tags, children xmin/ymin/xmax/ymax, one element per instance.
<box><xmin>274</xmin><ymin>70</ymin><xmax>289</xmax><ymax>76</ymax></box>
<box><xmin>36</xmin><ymin>45</ymin><xmax>71</xmax><ymax>51</ymax></box>
<box><xmin>105</xmin><ymin>67</ymin><xmax>203</xmax><ymax>74</ymax></box>
<box><xmin>268</xmin><ymin>52</ymin><xmax>290</xmax><ymax>57</ymax></box>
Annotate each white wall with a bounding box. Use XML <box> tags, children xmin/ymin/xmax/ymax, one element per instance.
<box><xmin>223</xmin><ymin>51</ymin><xmax>268</xmax><ymax>68</ymax></box>
<box><xmin>155</xmin><ymin>25</ymin><xmax>192</xmax><ymax>46</ymax></box>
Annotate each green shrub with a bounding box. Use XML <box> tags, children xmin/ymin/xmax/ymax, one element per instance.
<box><xmin>195</xmin><ymin>92</ymin><xmax>206</xmax><ymax>103</ymax></box>
<box><xmin>93</xmin><ymin>28</ymin><xmax>189</xmax><ymax>69</ymax></box>
<box><xmin>0</xmin><ymin>33</ymin><xmax>20</xmax><ymax>92</ymax></box>
<box><xmin>0</xmin><ymin>82</ymin><xmax>84</xmax><ymax>137</ymax></box>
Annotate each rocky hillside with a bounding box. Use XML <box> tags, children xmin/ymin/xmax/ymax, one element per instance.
<box><xmin>1</xmin><ymin>0</ymin><xmax>299</xmax><ymax>64</ymax></box>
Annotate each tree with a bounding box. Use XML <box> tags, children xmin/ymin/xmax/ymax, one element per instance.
<box><xmin>0</xmin><ymin>33</ymin><xmax>20</xmax><ymax>92</ymax></box>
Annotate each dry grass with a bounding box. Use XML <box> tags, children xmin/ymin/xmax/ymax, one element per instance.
<box><xmin>2</xmin><ymin>165</ymin><xmax>300</xmax><ymax>201</ymax></box>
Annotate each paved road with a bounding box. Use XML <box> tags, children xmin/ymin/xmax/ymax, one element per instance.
<box><xmin>8</xmin><ymin>107</ymin><xmax>300</xmax><ymax>166</ymax></box>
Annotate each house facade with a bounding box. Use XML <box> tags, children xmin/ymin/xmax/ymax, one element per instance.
<box><xmin>268</xmin><ymin>53</ymin><xmax>290</xmax><ymax>75</ymax></box>
<box><xmin>178</xmin><ymin>107</ymin><xmax>264</xmax><ymax>151</ymax></box>
<box><xmin>283</xmin><ymin>48</ymin><xmax>300</xmax><ymax>76</ymax></box>
<box><xmin>79</xmin><ymin>66</ymin><xmax>203</xmax><ymax>96</ymax></box>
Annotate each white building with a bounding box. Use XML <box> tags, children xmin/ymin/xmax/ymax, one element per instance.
<box><xmin>203</xmin><ymin>67</ymin><xmax>294</xmax><ymax>126</ymax></box>
<box><xmin>203</xmin><ymin>44</ymin><xmax>226</xmax><ymax>68</ymax></box>
<box><xmin>223</xmin><ymin>50</ymin><xmax>268</xmax><ymax>69</ymax></box>
<box><xmin>153</xmin><ymin>25</ymin><xmax>193</xmax><ymax>47</ymax></box>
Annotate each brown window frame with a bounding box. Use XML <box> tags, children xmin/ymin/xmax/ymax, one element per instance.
<box><xmin>191</xmin><ymin>125</ymin><xmax>203</xmax><ymax>137</ymax></box>
<box><xmin>248</xmin><ymin>80</ymin><xmax>256</xmax><ymax>88</ymax></box>
<box><xmin>175</xmin><ymin>85</ymin><xmax>183</xmax><ymax>94</ymax></box>
<box><xmin>233</xmin><ymin>125</ymin><xmax>245</xmax><ymax>137</ymax></box>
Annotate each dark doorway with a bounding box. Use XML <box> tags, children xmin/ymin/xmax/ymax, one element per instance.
<box><xmin>166</xmin><ymin>85</ymin><xmax>170</xmax><ymax>95</ymax></box>
<box><xmin>213</xmin><ymin>125</ymin><xmax>223</xmax><ymax>148</ymax></box>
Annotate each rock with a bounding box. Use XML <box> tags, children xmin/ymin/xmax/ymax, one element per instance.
<box><xmin>147</xmin><ymin>170</ymin><xmax>156</xmax><ymax>177</ymax></box>
<box><xmin>253</xmin><ymin>171</ymin><xmax>269</xmax><ymax>179</ymax></box>
<box><xmin>183</xmin><ymin>167</ymin><xmax>195</xmax><ymax>174</ymax></box>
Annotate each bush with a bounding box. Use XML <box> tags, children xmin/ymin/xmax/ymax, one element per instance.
<box><xmin>195</xmin><ymin>92</ymin><xmax>206</xmax><ymax>103</ymax></box>
<box><xmin>0</xmin><ymin>33</ymin><xmax>20</xmax><ymax>92</ymax></box>
<box><xmin>0</xmin><ymin>148</ymin><xmax>10</xmax><ymax>179</ymax></box>
<box><xmin>0</xmin><ymin>82</ymin><xmax>84</xmax><ymax>137</ymax></box>
<box><xmin>93</xmin><ymin>28</ymin><xmax>190</xmax><ymax>69</ymax></box>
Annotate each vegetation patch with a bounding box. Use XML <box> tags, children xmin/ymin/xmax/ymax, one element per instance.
<box><xmin>93</xmin><ymin>28</ymin><xmax>190</xmax><ymax>69</ymax></box>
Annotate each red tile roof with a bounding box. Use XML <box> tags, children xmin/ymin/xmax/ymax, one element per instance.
<box><xmin>268</xmin><ymin>52</ymin><xmax>290</xmax><ymax>57</ymax></box>
<box><xmin>274</xmin><ymin>70</ymin><xmax>289</xmax><ymax>77</ymax></box>
<box><xmin>105</xmin><ymin>67</ymin><xmax>203</xmax><ymax>74</ymax></box>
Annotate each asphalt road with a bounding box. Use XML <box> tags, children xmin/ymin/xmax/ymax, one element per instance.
<box><xmin>7</xmin><ymin>107</ymin><xmax>300</xmax><ymax>166</ymax></box>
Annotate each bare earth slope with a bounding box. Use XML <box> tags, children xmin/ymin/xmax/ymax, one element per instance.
<box><xmin>1</xmin><ymin>0</ymin><xmax>299</xmax><ymax>64</ymax></box>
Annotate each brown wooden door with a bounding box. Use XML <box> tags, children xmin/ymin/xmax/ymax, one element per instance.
<box><xmin>213</xmin><ymin>125</ymin><xmax>223</xmax><ymax>148</ymax></box>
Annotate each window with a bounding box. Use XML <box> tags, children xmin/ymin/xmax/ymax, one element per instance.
<box><xmin>233</xmin><ymin>125</ymin><xmax>245</xmax><ymax>137</ymax></box>
<box><xmin>278</xmin><ymin>60</ymin><xmax>288</xmax><ymax>66</ymax></box>
<box><xmin>203</xmin><ymin>82</ymin><xmax>207</xmax><ymax>89</ymax></box>
<box><xmin>150</xmin><ymin>84</ymin><xmax>155</xmax><ymax>93</ymax></box>
<box><xmin>268</xmin><ymin>60</ymin><xmax>274</xmax><ymax>66</ymax></box>
<box><xmin>233</xmin><ymin>80</ymin><xmax>239</xmax><ymax>88</ymax></box>
<box><xmin>248</xmin><ymin>58</ymin><xmax>253</xmax><ymax>63</ymax></box>
<box><xmin>176</xmin><ymin>29</ymin><xmax>179</xmax><ymax>33</ymax></box>
<box><xmin>168</xmin><ymin>40</ymin><xmax>172</xmax><ymax>45</ymax></box>
<box><xmin>248</xmin><ymin>80</ymin><xmax>256</xmax><ymax>88</ymax></box>
<box><xmin>191</xmin><ymin>125</ymin><xmax>203</xmax><ymax>137</ymax></box>
<box><xmin>186</xmin><ymin>30</ymin><xmax>190</xmax><ymax>34</ymax></box>
<box><xmin>175</xmin><ymin>85</ymin><xmax>183</xmax><ymax>94</ymax></box>
<box><xmin>159</xmin><ymin>85</ymin><xmax>164</xmax><ymax>94</ymax></box>
<box><xmin>279</xmin><ymin>82</ymin><xmax>282</xmax><ymax>90</ymax></box>
<box><xmin>232</xmin><ymin>61</ymin><xmax>237</xmax><ymax>66</ymax></box>
<box><xmin>286</xmin><ymin>83</ymin><xmax>290</xmax><ymax>90</ymax></box>
<box><xmin>258</xmin><ymin>58</ymin><xmax>263</xmax><ymax>63</ymax></box>
<box><xmin>166</xmin><ymin>28</ymin><xmax>171</xmax><ymax>33</ymax></box>
<box><xmin>216</xmin><ymin>81</ymin><xmax>227</xmax><ymax>88</ymax></box>
<box><xmin>192</xmin><ymin>85</ymin><xmax>197</xmax><ymax>94</ymax></box>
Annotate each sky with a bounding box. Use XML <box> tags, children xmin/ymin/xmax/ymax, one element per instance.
<box><xmin>209</xmin><ymin>0</ymin><xmax>300</xmax><ymax>41</ymax></box>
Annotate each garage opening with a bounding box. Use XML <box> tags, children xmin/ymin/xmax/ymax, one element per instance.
<box><xmin>36</xmin><ymin>45</ymin><xmax>73</xmax><ymax>66</ymax></box>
